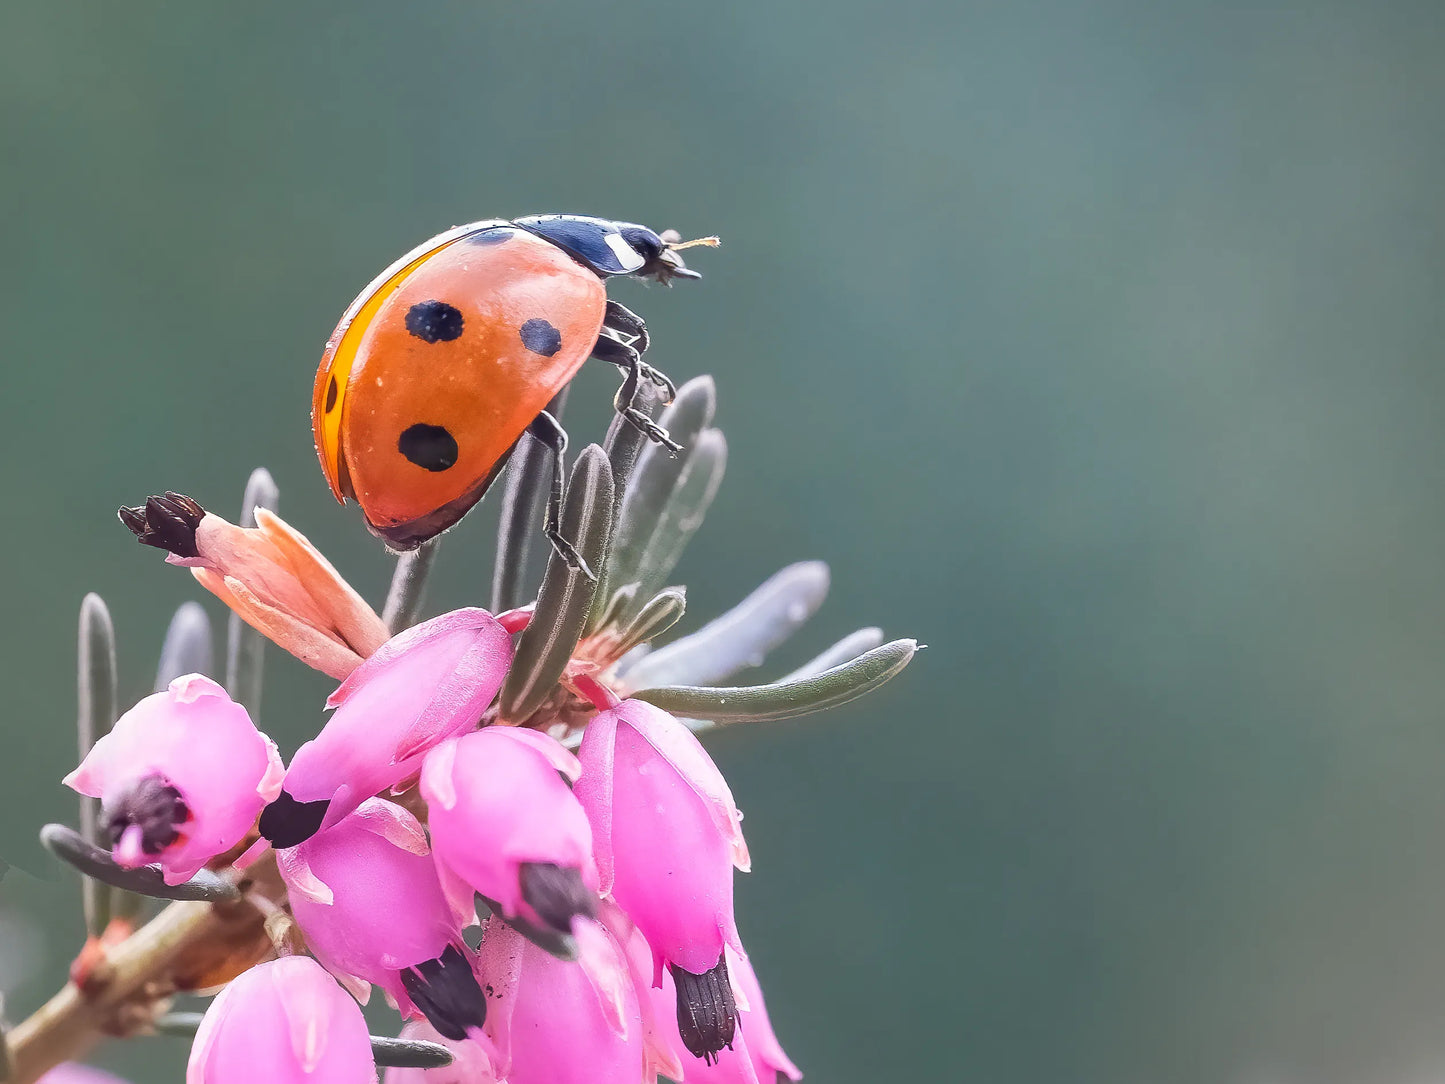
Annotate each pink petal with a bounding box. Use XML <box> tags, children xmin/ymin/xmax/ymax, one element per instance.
<box><xmin>614</xmin><ymin>699</ymin><xmax>750</xmax><ymax>871</ymax></box>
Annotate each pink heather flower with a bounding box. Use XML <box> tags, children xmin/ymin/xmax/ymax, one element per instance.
<box><xmin>62</xmin><ymin>675</ymin><xmax>283</xmax><ymax>885</ymax></box>
<box><xmin>575</xmin><ymin>698</ymin><xmax>750</xmax><ymax>1063</ymax></box>
<box><xmin>277</xmin><ymin>798</ymin><xmax>482</xmax><ymax>1039</ymax></box>
<box><xmin>380</xmin><ymin>1021</ymin><xmax>496</xmax><ymax>1084</ymax></box>
<box><xmin>259</xmin><ymin>609</ymin><xmax>513</xmax><ymax>847</ymax></box>
<box><xmin>186</xmin><ymin>956</ymin><xmax>376</xmax><ymax>1084</ymax></box>
<box><xmin>37</xmin><ymin>1066</ymin><xmax>129</xmax><ymax>1084</ymax></box>
<box><xmin>652</xmin><ymin>947</ymin><xmax>803</xmax><ymax>1084</ymax></box>
<box><xmin>120</xmin><ymin>493</ymin><xmax>389</xmax><ymax>679</ymax></box>
<box><xmin>420</xmin><ymin>727</ymin><xmax>598</xmax><ymax>935</ymax></box>
<box><xmin>471</xmin><ymin>916</ymin><xmax>643</xmax><ymax>1084</ymax></box>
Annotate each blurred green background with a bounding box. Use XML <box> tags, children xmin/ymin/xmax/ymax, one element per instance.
<box><xmin>3</xmin><ymin>1</ymin><xmax>1444</xmax><ymax>1081</ymax></box>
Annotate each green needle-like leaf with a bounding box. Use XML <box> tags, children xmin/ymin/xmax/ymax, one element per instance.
<box><xmin>621</xmin><ymin>562</ymin><xmax>828</xmax><ymax>689</ymax></box>
<box><xmin>597</xmin><ymin>377</ymin><xmax>717</xmax><ymax>624</ymax></box>
<box><xmin>153</xmin><ymin>1011</ymin><xmax>205</xmax><ymax>1037</ymax></box>
<box><xmin>154</xmin><ymin>601</ymin><xmax>214</xmax><ymax>690</ymax></box>
<box><xmin>155</xmin><ymin>1013</ymin><xmax>456</xmax><ymax>1068</ymax></box>
<box><xmin>779</xmin><ymin>627</ymin><xmax>885</xmax><ymax>683</ymax></box>
<box><xmin>493</xmin><ymin>389</ymin><xmax>568</xmax><ymax>613</ymax></box>
<box><xmin>370</xmin><ymin>1036</ymin><xmax>457</xmax><ymax>1069</ymax></box>
<box><xmin>40</xmin><ymin>825</ymin><xmax>240</xmax><ymax>903</ymax></box>
<box><xmin>609</xmin><ymin>429</ymin><xmax>726</xmax><ymax>629</ymax></box>
<box><xmin>227</xmin><ymin>468</ymin><xmax>278</xmax><ymax>722</ymax></box>
<box><xmin>76</xmin><ymin>592</ymin><xmax>118</xmax><ymax>936</ymax></box>
<box><xmin>602</xmin><ymin>381</ymin><xmax>665</xmax><ymax>504</ymax></box>
<box><xmin>384</xmin><ymin>538</ymin><xmax>439</xmax><ymax>633</ymax></box>
<box><xmin>500</xmin><ymin>446</ymin><xmax>615</xmax><ymax>722</ymax></box>
<box><xmin>635</xmin><ymin>638</ymin><xmax>919</xmax><ymax>724</ymax></box>
<box><xmin>612</xmin><ymin>586</ymin><xmax>687</xmax><ymax>658</ymax></box>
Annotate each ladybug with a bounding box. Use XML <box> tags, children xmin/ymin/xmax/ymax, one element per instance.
<box><xmin>312</xmin><ymin>214</ymin><xmax>716</xmax><ymax>561</ymax></box>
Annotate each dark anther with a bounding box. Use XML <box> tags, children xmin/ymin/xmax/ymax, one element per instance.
<box><xmin>103</xmin><ymin>774</ymin><xmax>189</xmax><ymax>855</ymax></box>
<box><xmin>117</xmin><ymin>492</ymin><xmax>207</xmax><ymax>558</ymax></box>
<box><xmin>671</xmin><ymin>954</ymin><xmax>738</xmax><ymax>1064</ymax></box>
<box><xmin>401</xmin><ymin>944</ymin><xmax>487</xmax><ymax>1041</ymax></box>
<box><xmin>257</xmin><ymin>791</ymin><xmax>331</xmax><ymax>848</ymax></box>
<box><xmin>518</xmin><ymin>861</ymin><xmax>596</xmax><ymax>933</ymax></box>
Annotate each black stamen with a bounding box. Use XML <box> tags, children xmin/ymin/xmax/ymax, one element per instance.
<box><xmin>118</xmin><ymin>491</ymin><xmax>207</xmax><ymax>558</ymax></box>
<box><xmin>671</xmin><ymin>954</ymin><xmax>738</xmax><ymax>1064</ymax></box>
<box><xmin>518</xmin><ymin>862</ymin><xmax>595</xmax><ymax>933</ymax></box>
<box><xmin>401</xmin><ymin>944</ymin><xmax>486</xmax><ymax>1041</ymax></box>
<box><xmin>257</xmin><ymin>791</ymin><xmax>331</xmax><ymax>848</ymax></box>
<box><xmin>104</xmin><ymin>774</ymin><xmax>189</xmax><ymax>855</ymax></box>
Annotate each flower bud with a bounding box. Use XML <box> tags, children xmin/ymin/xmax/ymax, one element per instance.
<box><xmin>277</xmin><ymin>798</ymin><xmax>478</xmax><ymax>1033</ymax></box>
<box><xmin>186</xmin><ymin>956</ymin><xmax>375</xmax><ymax>1083</ymax></box>
<box><xmin>120</xmin><ymin>495</ymin><xmax>388</xmax><ymax>679</ymax></box>
<box><xmin>575</xmin><ymin>699</ymin><xmax>749</xmax><ymax>1062</ymax></box>
<box><xmin>260</xmin><ymin>609</ymin><xmax>512</xmax><ymax>848</ymax></box>
<box><xmin>421</xmin><ymin>728</ymin><xmax>597</xmax><ymax>934</ymax></box>
<box><xmin>653</xmin><ymin>946</ymin><xmax>803</xmax><ymax>1084</ymax></box>
<box><xmin>472</xmin><ymin>917</ymin><xmax>643</xmax><ymax>1084</ymax></box>
<box><xmin>63</xmin><ymin>675</ymin><xmax>283</xmax><ymax>885</ymax></box>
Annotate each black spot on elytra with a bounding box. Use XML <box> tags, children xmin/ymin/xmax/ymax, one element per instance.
<box><xmin>519</xmin><ymin>318</ymin><xmax>562</xmax><ymax>357</ymax></box>
<box><xmin>324</xmin><ymin>375</ymin><xmax>338</xmax><ymax>413</ymax></box>
<box><xmin>399</xmin><ymin>424</ymin><xmax>459</xmax><ymax>472</ymax></box>
<box><xmin>406</xmin><ymin>301</ymin><xmax>464</xmax><ymax>343</ymax></box>
<box><xmin>468</xmin><ymin>228</ymin><xmax>516</xmax><ymax>246</ymax></box>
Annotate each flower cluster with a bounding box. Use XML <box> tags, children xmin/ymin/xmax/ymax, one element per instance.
<box><xmin>36</xmin><ymin>378</ymin><xmax>914</xmax><ymax>1084</ymax></box>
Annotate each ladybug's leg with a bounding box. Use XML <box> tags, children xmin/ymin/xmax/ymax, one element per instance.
<box><xmin>591</xmin><ymin>334</ymin><xmax>683</xmax><ymax>454</ymax></box>
<box><xmin>525</xmin><ymin>411</ymin><xmax>596</xmax><ymax>581</ymax></box>
<box><xmin>602</xmin><ymin>301</ymin><xmax>675</xmax><ymax>402</ymax></box>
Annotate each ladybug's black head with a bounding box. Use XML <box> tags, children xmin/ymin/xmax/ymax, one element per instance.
<box><xmin>617</xmin><ymin>224</ymin><xmax>716</xmax><ymax>285</ymax></box>
<box><xmin>515</xmin><ymin>214</ymin><xmax>717</xmax><ymax>283</ymax></box>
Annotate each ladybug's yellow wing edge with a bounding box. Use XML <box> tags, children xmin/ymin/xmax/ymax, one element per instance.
<box><xmin>311</xmin><ymin>219</ymin><xmax>512</xmax><ymax>502</ymax></box>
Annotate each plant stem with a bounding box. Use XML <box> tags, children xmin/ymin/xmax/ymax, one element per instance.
<box><xmin>6</xmin><ymin>853</ymin><xmax>278</xmax><ymax>1084</ymax></box>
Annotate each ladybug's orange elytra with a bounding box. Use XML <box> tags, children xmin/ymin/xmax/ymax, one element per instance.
<box><xmin>312</xmin><ymin>215</ymin><xmax>713</xmax><ymax>552</ymax></box>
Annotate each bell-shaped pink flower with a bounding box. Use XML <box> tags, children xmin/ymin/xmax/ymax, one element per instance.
<box><xmin>63</xmin><ymin>675</ymin><xmax>283</xmax><ymax>885</ymax></box>
<box><xmin>120</xmin><ymin>492</ymin><xmax>389</xmax><ymax>679</ymax></box>
<box><xmin>421</xmin><ymin>727</ymin><xmax>598</xmax><ymax>935</ymax></box>
<box><xmin>277</xmin><ymin>798</ymin><xmax>483</xmax><ymax>1040</ymax></box>
<box><xmin>380</xmin><ymin>1021</ymin><xmax>497</xmax><ymax>1084</ymax></box>
<box><xmin>575</xmin><ymin>698</ymin><xmax>749</xmax><ymax>1062</ymax></box>
<box><xmin>651</xmin><ymin>946</ymin><xmax>803</xmax><ymax>1084</ymax></box>
<box><xmin>471</xmin><ymin>916</ymin><xmax>643</xmax><ymax>1084</ymax></box>
<box><xmin>260</xmin><ymin>609</ymin><xmax>512</xmax><ymax>847</ymax></box>
<box><xmin>187</xmin><ymin>956</ymin><xmax>376</xmax><ymax>1083</ymax></box>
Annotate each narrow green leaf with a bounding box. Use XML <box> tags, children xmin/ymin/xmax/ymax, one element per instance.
<box><xmin>590</xmin><ymin>381</ymin><xmax>663</xmax><ymax>635</ymax></box>
<box><xmin>226</xmin><ymin>468</ymin><xmax>278</xmax><ymax>722</ymax></box>
<box><xmin>154</xmin><ymin>1011</ymin><xmax>205</xmax><ymax>1037</ymax></box>
<box><xmin>779</xmin><ymin>627</ymin><xmax>885</xmax><ymax>683</ymax></box>
<box><xmin>76</xmin><ymin>593</ymin><xmax>117</xmax><ymax>936</ymax></box>
<box><xmin>492</xmin><ymin>389</ymin><xmax>568</xmax><ymax>613</ymax></box>
<box><xmin>155</xmin><ymin>601</ymin><xmax>214</xmax><ymax>690</ymax></box>
<box><xmin>596</xmin><ymin>377</ymin><xmax>717</xmax><ymax>629</ymax></box>
<box><xmin>370</xmin><ymin>1036</ymin><xmax>457</xmax><ymax>1069</ymax></box>
<box><xmin>156</xmin><ymin>1013</ymin><xmax>456</xmax><ymax>1068</ymax></box>
<box><xmin>500</xmin><ymin>446</ymin><xmax>615</xmax><ymax>722</ymax></box>
<box><xmin>619</xmin><ymin>429</ymin><xmax>726</xmax><ymax>624</ymax></box>
<box><xmin>1</xmin><ymin>996</ymin><xmax>13</xmax><ymax>1082</ymax></box>
<box><xmin>383</xmin><ymin>537</ymin><xmax>439</xmax><ymax>633</ymax></box>
<box><xmin>40</xmin><ymin>824</ymin><xmax>240</xmax><ymax>902</ymax></box>
<box><xmin>635</xmin><ymin>638</ymin><xmax>918</xmax><ymax>724</ymax></box>
<box><xmin>621</xmin><ymin>563</ymin><xmax>828</xmax><ymax>690</ymax></box>
<box><xmin>612</xmin><ymin>586</ymin><xmax>687</xmax><ymax>658</ymax></box>
<box><xmin>602</xmin><ymin>381</ymin><xmax>665</xmax><ymax>504</ymax></box>
<box><xmin>593</xmin><ymin>582</ymin><xmax>641</xmax><ymax>636</ymax></box>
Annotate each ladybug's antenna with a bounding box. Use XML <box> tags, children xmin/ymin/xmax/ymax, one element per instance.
<box><xmin>667</xmin><ymin>235</ymin><xmax>721</xmax><ymax>251</ymax></box>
